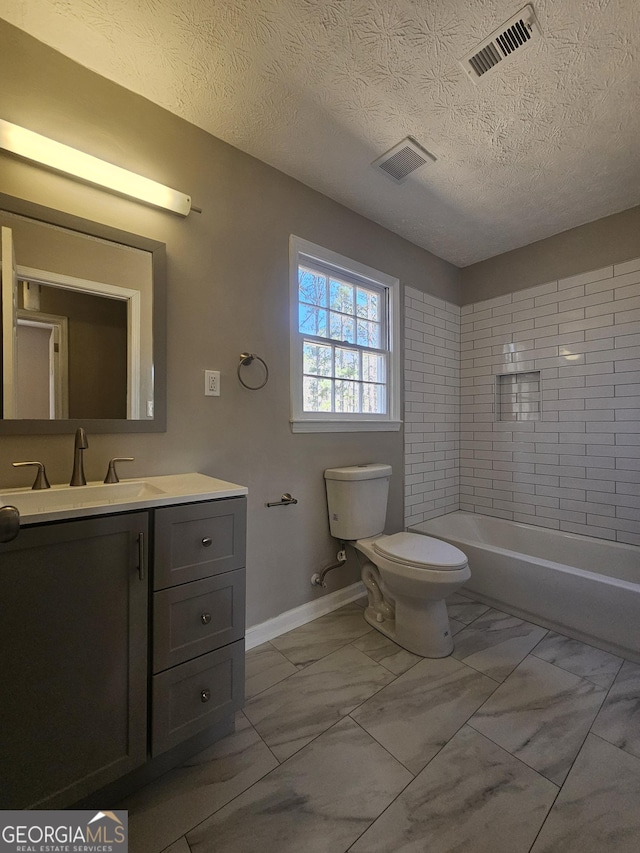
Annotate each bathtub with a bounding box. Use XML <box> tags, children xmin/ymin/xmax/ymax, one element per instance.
<box><xmin>409</xmin><ymin>511</ymin><xmax>640</xmax><ymax>662</ymax></box>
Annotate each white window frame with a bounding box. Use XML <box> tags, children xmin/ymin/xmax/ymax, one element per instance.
<box><xmin>290</xmin><ymin>235</ymin><xmax>401</xmax><ymax>433</ymax></box>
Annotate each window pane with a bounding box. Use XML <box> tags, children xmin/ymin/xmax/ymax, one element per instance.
<box><xmin>335</xmin><ymin>347</ymin><xmax>360</xmax><ymax>380</ymax></box>
<box><xmin>356</xmin><ymin>319</ymin><xmax>381</xmax><ymax>348</ymax></box>
<box><xmin>362</xmin><ymin>383</ymin><xmax>386</xmax><ymax>414</ymax></box>
<box><xmin>335</xmin><ymin>380</ymin><xmax>358</xmax><ymax>413</ymax></box>
<box><xmin>303</xmin><ymin>342</ymin><xmax>332</xmax><ymax>377</ymax></box>
<box><xmin>330</xmin><ymin>279</ymin><xmax>354</xmax><ymax>314</ymax></box>
<box><xmin>299</xmin><ymin>305</ymin><xmax>328</xmax><ymax>337</ymax></box>
<box><xmin>330</xmin><ymin>312</ymin><xmax>355</xmax><ymax>343</ymax></box>
<box><xmin>298</xmin><ymin>267</ymin><xmax>327</xmax><ymax>307</ymax></box>
<box><xmin>356</xmin><ymin>288</ymin><xmax>380</xmax><ymax>321</ymax></box>
<box><xmin>303</xmin><ymin>376</ymin><xmax>332</xmax><ymax>411</ymax></box>
<box><xmin>293</xmin><ymin>241</ymin><xmax>396</xmax><ymax>426</ymax></box>
<box><xmin>362</xmin><ymin>352</ymin><xmax>386</xmax><ymax>383</ymax></box>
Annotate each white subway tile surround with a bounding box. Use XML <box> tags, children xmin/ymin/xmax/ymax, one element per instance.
<box><xmin>404</xmin><ymin>287</ymin><xmax>460</xmax><ymax>528</ymax></box>
<box><xmin>459</xmin><ymin>260</ymin><xmax>640</xmax><ymax>545</ymax></box>
<box><xmin>404</xmin><ymin>259</ymin><xmax>640</xmax><ymax>545</ymax></box>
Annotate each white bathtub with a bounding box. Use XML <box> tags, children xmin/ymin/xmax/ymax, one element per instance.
<box><xmin>409</xmin><ymin>511</ymin><xmax>640</xmax><ymax>662</ymax></box>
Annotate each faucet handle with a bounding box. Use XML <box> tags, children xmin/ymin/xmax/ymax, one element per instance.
<box><xmin>13</xmin><ymin>461</ymin><xmax>51</xmax><ymax>491</ymax></box>
<box><xmin>104</xmin><ymin>457</ymin><xmax>135</xmax><ymax>484</ymax></box>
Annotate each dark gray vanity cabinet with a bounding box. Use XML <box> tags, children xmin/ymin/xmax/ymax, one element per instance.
<box><xmin>0</xmin><ymin>494</ymin><xmax>247</xmax><ymax>809</ymax></box>
<box><xmin>151</xmin><ymin>498</ymin><xmax>246</xmax><ymax>756</ymax></box>
<box><xmin>0</xmin><ymin>513</ymin><xmax>149</xmax><ymax>809</ymax></box>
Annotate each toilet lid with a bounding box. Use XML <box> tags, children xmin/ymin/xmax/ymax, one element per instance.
<box><xmin>373</xmin><ymin>532</ymin><xmax>468</xmax><ymax>570</ymax></box>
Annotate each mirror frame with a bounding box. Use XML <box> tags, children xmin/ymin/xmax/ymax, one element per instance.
<box><xmin>0</xmin><ymin>192</ymin><xmax>166</xmax><ymax>434</ymax></box>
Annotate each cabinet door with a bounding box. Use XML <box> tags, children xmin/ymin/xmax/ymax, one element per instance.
<box><xmin>0</xmin><ymin>512</ymin><xmax>148</xmax><ymax>809</ymax></box>
<box><xmin>154</xmin><ymin>497</ymin><xmax>246</xmax><ymax>590</ymax></box>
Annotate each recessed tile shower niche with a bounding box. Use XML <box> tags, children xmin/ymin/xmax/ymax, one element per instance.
<box><xmin>495</xmin><ymin>371</ymin><xmax>541</xmax><ymax>421</ymax></box>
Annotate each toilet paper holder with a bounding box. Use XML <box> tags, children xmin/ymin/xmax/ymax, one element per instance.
<box><xmin>266</xmin><ymin>493</ymin><xmax>298</xmax><ymax>508</ymax></box>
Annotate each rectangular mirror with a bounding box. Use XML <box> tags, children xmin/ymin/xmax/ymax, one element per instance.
<box><xmin>0</xmin><ymin>193</ymin><xmax>166</xmax><ymax>433</ymax></box>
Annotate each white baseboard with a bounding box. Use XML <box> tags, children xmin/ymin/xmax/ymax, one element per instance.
<box><xmin>246</xmin><ymin>581</ymin><xmax>366</xmax><ymax>650</ymax></box>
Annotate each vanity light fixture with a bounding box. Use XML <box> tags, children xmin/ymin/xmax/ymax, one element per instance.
<box><xmin>0</xmin><ymin>119</ymin><xmax>192</xmax><ymax>216</ymax></box>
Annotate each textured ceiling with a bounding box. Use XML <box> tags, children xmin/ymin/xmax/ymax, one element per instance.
<box><xmin>1</xmin><ymin>0</ymin><xmax>640</xmax><ymax>266</ymax></box>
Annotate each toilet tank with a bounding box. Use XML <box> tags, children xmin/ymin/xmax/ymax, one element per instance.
<box><xmin>324</xmin><ymin>464</ymin><xmax>391</xmax><ymax>540</ymax></box>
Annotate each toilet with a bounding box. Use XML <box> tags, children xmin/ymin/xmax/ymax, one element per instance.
<box><xmin>324</xmin><ymin>463</ymin><xmax>470</xmax><ymax>658</ymax></box>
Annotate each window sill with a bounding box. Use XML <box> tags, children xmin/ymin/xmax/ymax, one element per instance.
<box><xmin>290</xmin><ymin>419</ymin><xmax>403</xmax><ymax>433</ymax></box>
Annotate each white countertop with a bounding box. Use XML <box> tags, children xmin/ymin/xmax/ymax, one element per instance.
<box><xmin>0</xmin><ymin>472</ymin><xmax>247</xmax><ymax>525</ymax></box>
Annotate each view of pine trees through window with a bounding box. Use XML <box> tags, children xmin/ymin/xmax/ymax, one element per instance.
<box><xmin>298</xmin><ymin>264</ymin><xmax>387</xmax><ymax>414</ymax></box>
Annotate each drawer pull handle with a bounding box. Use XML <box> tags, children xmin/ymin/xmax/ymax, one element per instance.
<box><xmin>202</xmin><ymin>537</ymin><xmax>213</xmax><ymax>547</ymax></box>
<box><xmin>200</xmin><ymin>612</ymin><xmax>212</xmax><ymax>625</ymax></box>
<box><xmin>201</xmin><ymin>689</ymin><xmax>211</xmax><ymax>703</ymax></box>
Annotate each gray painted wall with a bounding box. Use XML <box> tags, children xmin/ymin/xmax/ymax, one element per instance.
<box><xmin>461</xmin><ymin>206</ymin><xmax>640</xmax><ymax>303</ymax></box>
<box><xmin>0</xmin><ymin>21</ymin><xmax>460</xmax><ymax>627</ymax></box>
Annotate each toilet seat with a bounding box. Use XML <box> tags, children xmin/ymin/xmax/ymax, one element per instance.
<box><xmin>373</xmin><ymin>532</ymin><xmax>468</xmax><ymax>571</ymax></box>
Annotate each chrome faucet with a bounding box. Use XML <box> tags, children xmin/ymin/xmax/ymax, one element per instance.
<box><xmin>70</xmin><ymin>427</ymin><xmax>88</xmax><ymax>486</ymax></box>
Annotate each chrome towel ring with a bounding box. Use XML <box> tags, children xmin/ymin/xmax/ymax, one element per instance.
<box><xmin>238</xmin><ymin>352</ymin><xmax>269</xmax><ymax>390</ymax></box>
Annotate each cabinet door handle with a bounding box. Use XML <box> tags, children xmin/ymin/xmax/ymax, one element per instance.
<box><xmin>201</xmin><ymin>537</ymin><xmax>212</xmax><ymax>547</ymax></box>
<box><xmin>200</xmin><ymin>612</ymin><xmax>212</xmax><ymax>625</ymax></box>
<box><xmin>201</xmin><ymin>689</ymin><xmax>211</xmax><ymax>703</ymax></box>
<box><xmin>138</xmin><ymin>532</ymin><xmax>145</xmax><ymax>580</ymax></box>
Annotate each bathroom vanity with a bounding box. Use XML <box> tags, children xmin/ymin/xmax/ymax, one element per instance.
<box><xmin>0</xmin><ymin>473</ymin><xmax>247</xmax><ymax>810</ymax></box>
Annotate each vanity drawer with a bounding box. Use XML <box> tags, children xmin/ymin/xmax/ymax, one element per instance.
<box><xmin>153</xmin><ymin>569</ymin><xmax>245</xmax><ymax>672</ymax></box>
<box><xmin>151</xmin><ymin>640</ymin><xmax>244</xmax><ymax>756</ymax></box>
<box><xmin>154</xmin><ymin>497</ymin><xmax>246</xmax><ymax>589</ymax></box>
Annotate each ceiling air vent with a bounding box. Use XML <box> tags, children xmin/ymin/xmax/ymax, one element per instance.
<box><xmin>460</xmin><ymin>4</ymin><xmax>541</xmax><ymax>83</ymax></box>
<box><xmin>373</xmin><ymin>137</ymin><xmax>436</xmax><ymax>184</ymax></box>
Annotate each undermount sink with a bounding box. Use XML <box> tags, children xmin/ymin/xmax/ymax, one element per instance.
<box><xmin>0</xmin><ymin>472</ymin><xmax>248</xmax><ymax>525</ymax></box>
<box><xmin>0</xmin><ymin>480</ymin><xmax>167</xmax><ymax>515</ymax></box>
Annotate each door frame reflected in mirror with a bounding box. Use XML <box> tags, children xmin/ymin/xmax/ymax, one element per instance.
<box><xmin>0</xmin><ymin>192</ymin><xmax>166</xmax><ymax>434</ymax></box>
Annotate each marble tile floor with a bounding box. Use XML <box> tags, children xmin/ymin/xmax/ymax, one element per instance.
<box><xmin>121</xmin><ymin>594</ymin><xmax>640</xmax><ymax>853</ymax></box>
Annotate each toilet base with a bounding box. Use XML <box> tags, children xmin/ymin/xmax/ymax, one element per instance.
<box><xmin>364</xmin><ymin>596</ymin><xmax>454</xmax><ymax>658</ymax></box>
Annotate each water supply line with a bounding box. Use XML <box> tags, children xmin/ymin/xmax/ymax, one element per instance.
<box><xmin>311</xmin><ymin>544</ymin><xmax>347</xmax><ymax>588</ymax></box>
